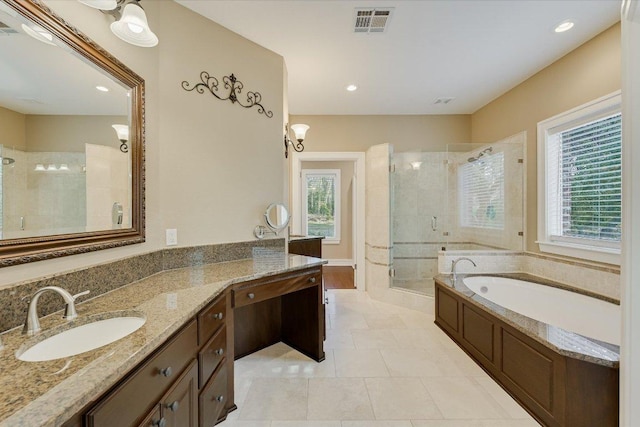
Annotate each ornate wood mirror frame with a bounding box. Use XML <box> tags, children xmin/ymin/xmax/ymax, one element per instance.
<box><xmin>0</xmin><ymin>0</ymin><xmax>145</xmax><ymax>267</ymax></box>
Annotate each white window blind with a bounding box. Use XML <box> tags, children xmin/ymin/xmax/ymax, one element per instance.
<box><xmin>549</xmin><ymin>113</ymin><xmax>622</xmax><ymax>244</ymax></box>
<box><xmin>459</xmin><ymin>151</ymin><xmax>504</xmax><ymax>229</ymax></box>
<box><xmin>537</xmin><ymin>91</ymin><xmax>622</xmax><ymax>263</ymax></box>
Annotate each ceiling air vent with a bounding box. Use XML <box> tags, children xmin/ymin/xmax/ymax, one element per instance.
<box><xmin>434</xmin><ymin>97</ymin><xmax>456</xmax><ymax>105</ymax></box>
<box><xmin>354</xmin><ymin>8</ymin><xmax>394</xmax><ymax>34</ymax></box>
<box><xmin>0</xmin><ymin>21</ymin><xmax>18</xmax><ymax>35</ymax></box>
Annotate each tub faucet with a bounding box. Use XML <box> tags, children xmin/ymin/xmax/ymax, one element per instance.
<box><xmin>451</xmin><ymin>257</ymin><xmax>477</xmax><ymax>285</ymax></box>
<box><xmin>22</xmin><ymin>286</ymin><xmax>89</xmax><ymax>336</ymax></box>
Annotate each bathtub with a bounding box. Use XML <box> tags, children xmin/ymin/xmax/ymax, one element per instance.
<box><xmin>434</xmin><ymin>275</ymin><xmax>619</xmax><ymax>427</ymax></box>
<box><xmin>463</xmin><ymin>276</ymin><xmax>620</xmax><ymax>346</ymax></box>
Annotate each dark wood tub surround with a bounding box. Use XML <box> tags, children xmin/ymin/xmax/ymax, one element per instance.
<box><xmin>434</xmin><ymin>276</ymin><xmax>619</xmax><ymax>427</ymax></box>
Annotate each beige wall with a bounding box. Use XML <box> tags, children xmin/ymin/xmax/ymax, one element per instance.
<box><xmin>471</xmin><ymin>23</ymin><xmax>621</xmax><ymax>254</ymax></box>
<box><xmin>25</xmin><ymin>115</ymin><xmax>127</xmax><ymax>152</ymax></box>
<box><xmin>301</xmin><ymin>160</ymin><xmax>354</xmax><ymax>261</ymax></box>
<box><xmin>0</xmin><ymin>106</ymin><xmax>26</xmax><ymax>151</ymax></box>
<box><xmin>290</xmin><ymin>115</ymin><xmax>471</xmax><ymax>153</ymax></box>
<box><xmin>0</xmin><ymin>1</ymin><xmax>285</xmax><ymax>285</ymax></box>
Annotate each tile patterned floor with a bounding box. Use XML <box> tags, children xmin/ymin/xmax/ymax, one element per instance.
<box><xmin>220</xmin><ymin>289</ymin><xmax>540</xmax><ymax>427</ymax></box>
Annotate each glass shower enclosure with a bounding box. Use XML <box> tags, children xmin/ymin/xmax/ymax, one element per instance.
<box><xmin>390</xmin><ymin>135</ymin><xmax>525</xmax><ymax>296</ymax></box>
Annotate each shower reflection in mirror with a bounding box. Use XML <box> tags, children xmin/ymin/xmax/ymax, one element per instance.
<box><xmin>0</xmin><ymin>142</ymin><xmax>132</xmax><ymax>239</ymax></box>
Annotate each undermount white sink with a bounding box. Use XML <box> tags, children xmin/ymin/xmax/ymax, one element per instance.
<box><xmin>17</xmin><ymin>316</ymin><xmax>146</xmax><ymax>362</ymax></box>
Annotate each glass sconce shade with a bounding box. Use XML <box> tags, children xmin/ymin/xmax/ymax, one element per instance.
<box><xmin>110</xmin><ymin>2</ymin><xmax>158</xmax><ymax>47</ymax></box>
<box><xmin>290</xmin><ymin>124</ymin><xmax>310</xmax><ymax>142</ymax></box>
<box><xmin>21</xmin><ymin>24</ymin><xmax>56</xmax><ymax>46</ymax></box>
<box><xmin>112</xmin><ymin>124</ymin><xmax>129</xmax><ymax>141</ymax></box>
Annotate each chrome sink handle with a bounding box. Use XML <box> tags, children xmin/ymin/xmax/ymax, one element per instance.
<box><xmin>65</xmin><ymin>290</ymin><xmax>90</xmax><ymax>319</ymax></box>
<box><xmin>22</xmin><ymin>287</ymin><xmax>89</xmax><ymax>336</ymax></box>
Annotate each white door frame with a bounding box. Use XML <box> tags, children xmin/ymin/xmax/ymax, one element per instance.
<box><xmin>621</xmin><ymin>1</ymin><xmax>639</xmax><ymax>424</ymax></box>
<box><xmin>292</xmin><ymin>152</ymin><xmax>366</xmax><ymax>291</ymax></box>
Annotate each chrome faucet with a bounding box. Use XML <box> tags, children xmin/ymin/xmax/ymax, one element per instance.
<box><xmin>22</xmin><ymin>286</ymin><xmax>89</xmax><ymax>336</ymax></box>
<box><xmin>451</xmin><ymin>257</ymin><xmax>477</xmax><ymax>285</ymax></box>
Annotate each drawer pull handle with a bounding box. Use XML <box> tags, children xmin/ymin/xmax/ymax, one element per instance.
<box><xmin>212</xmin><ymin>312</ymin><xmax>224</xmax><ymax>320</ymax></box>
<box><xmin>215</xmin><ymin>395</ymin><xmax>224</xmax><ymax>403</ymax></box>
<box><xmin>152</xmin><ymin>417</ymin><xmax>166</xmax><ymax>427</ymax></box>
<box><xmin>166</xmin><ymin>401</ymin><xmax>180</xmax><ymax>412</ymax></box>
<box><xmin>215</xmin><ymin>348</ymin><xmax>224</xmax><ymax>356</ymax></box>
<box><xmin>248</xmin><ymin>293</ymin><xmax>255</xmax><ymax>299</ymax></box>
<box><xmin>159</xmin><ymin>367</ymin><xmax>173</xmax><ymax>377</ymax></box>
<box><xmin>309</xmin><ymin>277</ymin><xmax>316</xmax><ymax>283</ymax></box>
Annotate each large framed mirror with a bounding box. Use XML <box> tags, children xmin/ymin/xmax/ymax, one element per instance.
<box><xmin>0</xmin><ymin>0</ymin><xmax>145</xmax><ymax>266</ymax></box>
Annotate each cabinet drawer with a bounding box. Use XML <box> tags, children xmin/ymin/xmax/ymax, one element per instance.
<box><xmin>197</xmin><ymin>294</ymin><xmax>226</xmax><ymax>346</ymax></box>
<box><xmin>86</xmin><ymin>320</ymin><xmax>198</xmax><ymax>427</ymax></box>
<box><xmin>199</xmin><ymin>326</ymin><xmax>226</xmax><ymax>388</ymax></box>
<box><xmin>232</xmin><ymin>269</ymin><xmax>321</xmax><ymax>308</ymax></box>
<box><xmin>199</xmin><ymin>363</ymin><xmax>228</xmax><ymax>427</ymax></box>
<box><xmin>137</xmin><ymin>405</ymin><xmax>161</xmax><ymax>427</ymax></box>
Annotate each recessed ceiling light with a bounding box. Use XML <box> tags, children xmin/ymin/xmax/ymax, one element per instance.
<box><xmin>555</xmin><ymin>21</ymin><xmax>574</xmax><ymax>33</ymax></box>
<box><xmin>346</xmin><ymin>84</ymin><xmax>358</xmax><ymax>92</ymax></box>
<box><xmin>96</xmin><ymin>86</ymin><xmax>109</xmax><ymax>92</ymax></box>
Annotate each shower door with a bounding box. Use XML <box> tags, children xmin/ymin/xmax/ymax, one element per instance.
<box><xmin>391</xmin><ymin>152</ymin><xmax>449</xmax><ymax>296</ymax></box>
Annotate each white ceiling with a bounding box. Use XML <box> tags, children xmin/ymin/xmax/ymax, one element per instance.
<box><xmin>176</xmin><ymin>0</ymin><xmax>621</xmax><ymax>115</ymax></box>
<box><xmin>0</xmin><ymin>2</ymin><xmax>129</xmax><ymax>116</ymax></box>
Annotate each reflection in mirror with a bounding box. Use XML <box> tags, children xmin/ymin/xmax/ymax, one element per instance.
<box><xmin>265</xmin><ymin>203</ymin><xmax>289</xmax><ymax>231</ymax></box>
<box><xmin>0</xmin><ymin>0</ymin><xmax>144</xmax><ymax>266</ymax></box>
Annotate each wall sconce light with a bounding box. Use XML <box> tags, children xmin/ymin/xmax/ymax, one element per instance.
<box><xmin>112</xmin><ymin>124</ymin><xmax>129</xmax><ymax>153</ymax></box>
<box><xmin>78</xmin><ymin>0</ymin><xmax>158</xmax><ymax>47</ymax></box>
<box><xmin>284</xmin><ymin>123</ymin><xmax>310</xmax><ymax>159</ymax></box>
<box><xmin>410</xmin><ymin>161</ymin><xmax>423</xmax><ymax>170</ymax></box>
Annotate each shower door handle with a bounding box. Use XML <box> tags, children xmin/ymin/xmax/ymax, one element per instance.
<box><xmin>20</xmin><ymin>216</ymin><xmax>25</xmax><ymax>231</ymax></box>
<box><xmin>431</xmin><ymin>216</ymin><xmax>437</xmax><ymax>231</ymax></box>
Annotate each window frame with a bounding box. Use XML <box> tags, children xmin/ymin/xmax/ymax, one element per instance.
<box><xmin>537</xmin><ymin>91</ymin><xmax>622</xmax><ymax>264</ymax></box>
<box><xmin>301</xmin><ymin>169</ymin><xmax>341</xmax><ymax>244</ymax></box>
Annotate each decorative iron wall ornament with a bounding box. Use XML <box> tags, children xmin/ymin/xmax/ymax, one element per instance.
<box><xmin>181</xmin><ymin>71</ymin><xmax>274</xmax><ymax>118</ymax></box>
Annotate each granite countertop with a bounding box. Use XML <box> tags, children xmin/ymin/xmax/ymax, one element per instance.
<box><xmin>434</xmin><ymin>273</ymin><xmax>620</xmax><ymax>368</ymax></box>
<box><xmin>0</xmin><ymin>253</ymin><xmax>325</xmax><ymax>427</ymax></box>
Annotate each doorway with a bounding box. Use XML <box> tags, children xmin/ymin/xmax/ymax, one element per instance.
<box><xmin>291</xmin><ymin>152</ymin><xmax>365</xmax><ymax>290</ymax></box>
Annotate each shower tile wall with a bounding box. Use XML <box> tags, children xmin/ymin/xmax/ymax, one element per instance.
<box><xmin>1</xmin><ymin>148</ymin><xmax>86</xmax><ymax>239</ymax></box>
<box><xmin>392</xmin><ymin>152</ymin><xmax>449</xmax><ymax>295</ymax></box>
<box><xmin>85</xmin><ymin>143</ymin><xmax>131</xmax><ymax>230</ymax></box>
<box><xmin>1</xmin><ymin>148</ymin><xmax>28</xmax><ymax>238</ymax></box>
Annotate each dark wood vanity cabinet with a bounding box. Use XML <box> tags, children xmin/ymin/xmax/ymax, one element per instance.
<box><xmin>85</xmin><ymin>293</ymin><xmax>231</xmax><ymax>427</ymax></box>
<box><xmin>86</xmin><ymin>320</ymin><xmax>198</xmax><ymax>427</ymax></box>
<box><xmin>78</xmin><ymin>266</ymin><xmax>324</xmax><ymax>427</ymax></box>
<box><xmin>288</xmin><ymin>236</ymin><xmax>323</xmax><ymax>258</ymax></box>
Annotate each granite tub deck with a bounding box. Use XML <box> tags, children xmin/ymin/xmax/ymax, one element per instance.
<box><xmin>434</xmin><ymin>273</ymin><xmax>619</xmax><ymax>367</ymax></box>
<box><xmin>0</xmin><ymin>254</ymin><xmax>325</xmax><ymax>427</ymax></box>
<box><xmin>434</xmin><ymin>273</ymin><xmax>619</xmax><ymax>426</ymax></box>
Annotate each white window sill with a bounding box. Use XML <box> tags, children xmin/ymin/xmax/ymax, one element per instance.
<box><xmin>537</xmin><ymin>240</ymin><xmax>620</xmax><ymax>265</ymax></box>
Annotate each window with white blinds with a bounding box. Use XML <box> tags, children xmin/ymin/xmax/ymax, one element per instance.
<box><xmin>551</xmin><ymin>113</ymin><xmax>622</xmax><ymax>243</ymax></box>
<box><xmin>459</xmin><ymin>151</ymin><xmax>504</xmax><ymax>230</ymax></box>
<box><xmin>537</xmin><ymin>91</ymin><xmax>622</xmax><ymax>264</ymax></box>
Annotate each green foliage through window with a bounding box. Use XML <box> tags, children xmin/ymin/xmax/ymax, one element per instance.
<box><xmin>306</xmin><ymin>174</ymin><xmax>336</xmax><ymax>238</ymax></box>
<box><xmin>560</xmin><ymin>113</ymin><xmax>621</xmax><ymax>242</ymax></box>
